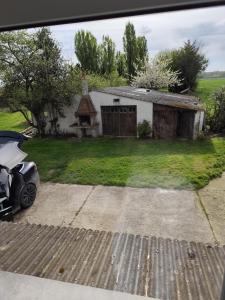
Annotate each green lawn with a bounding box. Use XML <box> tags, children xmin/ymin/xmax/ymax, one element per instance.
<box><xmin>23</xmin><ymin>137</ymin><xmax>225</xmax><ymax>190</ymax></box>
<box><xmin>196</xmin><ymin>78</ymin><xmax>225</xmax><ymax>107</ymax></box>
<box><xmin>0</xmin><ymin>111</ymin><xmax>27</xmax><ymax>132</ymax></box>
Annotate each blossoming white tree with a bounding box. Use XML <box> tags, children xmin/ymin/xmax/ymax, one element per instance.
<box><xmin>132</xmin><ymin>57</ymin><xmax>181</xmax><ymax>90</ymax></box>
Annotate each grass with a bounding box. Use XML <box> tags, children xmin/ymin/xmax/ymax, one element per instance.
<box><xmin>0</xmin><ymin>111</ymin><xmax>27</xmax><ymax>132</ymax></box>
<box><xmin>23</xmin><ymin>137</ymin><xmax>225</xmax><ymax>190</ymax></box>
<box><xmin>195</xmin><ymin>78</ymin><xmax>225</xmax><ymax>107</ymax></box>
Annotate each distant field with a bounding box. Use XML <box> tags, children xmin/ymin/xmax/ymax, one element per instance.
<box><xmin>0</xmin><ymin>111</ymin><xmax>27</xmax><ymax>132</ymax></box>
<box><xmin>195</xmin><ymin>78</ymin><xmax>225</xmax><ymax>107</ymax></box>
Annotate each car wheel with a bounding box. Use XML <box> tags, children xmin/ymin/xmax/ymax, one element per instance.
<box><xmin>20</xmin><ymin>183</ymin><xmax>37</xmax><ymax>208</ymax></box>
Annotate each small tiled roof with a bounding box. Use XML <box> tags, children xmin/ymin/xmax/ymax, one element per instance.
<box><xmin>75</xmin><ymin>95</ymin><xmax>97</xmax><ymax>116</ymax></box>
<box><xmin>97</xmin><ymin>86</ymin><xmax>204</xmax><ymax>111</ymax></box>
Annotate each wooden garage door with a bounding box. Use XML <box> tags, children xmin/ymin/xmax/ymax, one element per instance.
<box><xmin>177</xmin><ymin>110</ymin><xmax>195</xmax><ymax>138</ymax></box>
<box><xmin>101</xmin><ymin>106</ymin><xmax>137</xmax><ymax>136</ymax></box>
<box><xmin>153</xmin><ymin>104</ymin><xmax>178</xmax><ymax>139</ymax></box>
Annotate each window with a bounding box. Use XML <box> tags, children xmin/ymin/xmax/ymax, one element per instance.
<box><xmin>0</xmin><ymin>2</ymin><xmax>225</xmax><ymax>299</ymax></box>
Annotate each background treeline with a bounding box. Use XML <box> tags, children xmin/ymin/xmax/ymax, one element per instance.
<box><xmin>74</xmin><ymin>22</ymin><xmax>148</xmax><ymax>81</ymax></box>
<box><xmin>74</xmin><ymin>24</ymin><xmax>208</xmax><ymax>94</ymax></box>
<box><xmin>200</xmin><ymin>71</ymin><xmax>225</xmax><ymax>79</ymax></box>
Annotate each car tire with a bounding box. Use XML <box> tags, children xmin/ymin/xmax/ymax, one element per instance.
<box><xmin>20</xmin><ymin>183</ymin><xmax>37</xmax><ymax>208</ymax></box>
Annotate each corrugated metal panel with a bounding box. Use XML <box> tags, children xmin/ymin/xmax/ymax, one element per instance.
<box><xmin>0</xmin><ymin>221</ymin><xmax>224</xmax><ymax>300</ymax></box>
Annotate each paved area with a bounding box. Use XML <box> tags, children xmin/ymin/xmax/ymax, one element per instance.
<box><xmin>15</xmin><ymin>183</ymin><xmax>94</xmax><ymax>227</ymax></box>
<box><xmin>0</xmin><ymin>271</ymin><xmax>154</xmax><ymax>300</ymax></box>
<box><xmin>198</xmin><ymin>172</ymin><xmax>225</xmax><ymax>244</ymax></box>
<box><xmin>15</xmin><ymin>182</ymin><xmax>216</xmax><ymax>243</ymax></box>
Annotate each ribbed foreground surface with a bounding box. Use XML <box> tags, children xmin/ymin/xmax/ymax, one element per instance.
<box><xmin>0</xmin><ymin>221</ymin><xmax>224</xmax><ymax>300</ymax></box>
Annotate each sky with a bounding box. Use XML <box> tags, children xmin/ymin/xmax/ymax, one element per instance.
<box><xmin>47</xmin><ymin>6</ymin><xmax>225</xmax><ymax>72</ymax></box>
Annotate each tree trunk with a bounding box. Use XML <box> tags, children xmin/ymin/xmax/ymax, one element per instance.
<box><xmin>18</xmin><ymin>110</ymin><xmax>33</xmax><ymax>126</ymax></box>
<box><xmin>32</xmin><ymin>112</ymin><xmax>46</xmax><ymax>137</ymax></box>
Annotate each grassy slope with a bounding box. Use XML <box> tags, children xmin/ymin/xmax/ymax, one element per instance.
<box><xmin>23</xmin><ymin>137</ymin><xmax>225</xmax><ymax>190</ymax></box>
<box><xmin>195</xmin><ymin>78</ymin><xmax>225</xmax><ymax>106</ymax></box>
<box><xmin>0</xmin><ymin>111</ymin><xmax>27</xmax><ymax>132</ymax></box>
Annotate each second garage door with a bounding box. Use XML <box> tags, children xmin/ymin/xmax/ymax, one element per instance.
<box><xmin>101</xmin><ymin>105</ymin><xmax>137</xmax><ymax>136</ymax></box>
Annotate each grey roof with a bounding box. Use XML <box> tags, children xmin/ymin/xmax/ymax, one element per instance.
<box><xmin>0</xmin><ymin>221</ymin><xmax>224</xmax><ymax>300</ymax></box>
<box><xmin>97</xmin><ymin>86</ymin><xmax>204</xmax><ymax>111</ymax></box>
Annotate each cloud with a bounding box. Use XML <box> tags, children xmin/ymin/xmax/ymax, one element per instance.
<box><xmin>178</xmin><ymin>22</ymin><xmax>225</xmax><ymax>39</ymax></box>
<box><xmin>139</xmin><ymin>26</ymin><xmax>152</xmax><ymax>36</ymax></box>
<box><xmin>49</xmin><ymin>5</ymin><xmax>225</xmax><ymax>71</ymax></box>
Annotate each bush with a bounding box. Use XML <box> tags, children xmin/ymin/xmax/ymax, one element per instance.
<box><xmin>87</xmin><ymin>72</ymin><xmax>127</xmax><ymax>91</ymax></box>
<box><xmin>209</xmin><ymin>86</ymin><xmax>225</xmax><ymax>132</ymax></box>
<box><xmin>137</xmin><ymin>120</ymin><xmax>152</xmax><ymax>138</ymax></box>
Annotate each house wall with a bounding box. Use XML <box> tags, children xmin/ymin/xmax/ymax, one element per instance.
<box><xmin>89</xmin><ymin>91</ymin><xmax>153</xmax><ymax>136</ymax></box>
<box><xmin>44</xmin><ymin>91</ymin><xmax>203</xmax><ymax>139</ymax></box>
<box><xmin>48</xmin><ymin>91</ymin><xmax>153</xmax><ymax>137</ymax></box>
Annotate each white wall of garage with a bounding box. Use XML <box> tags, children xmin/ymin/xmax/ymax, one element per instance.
<box><xmin>89</xmin><ymin>91</ymin><xmax>153</xmax><ymax>136</ymax></box>
<box><xmin>44</xmin><ymin>91</ymin><xmax>204</xmax><ymax>139</ymax></box>
<box><xmin>45</xmin><ymin>91</ymin><xmax>153</xmax><ymax>136</ymax></box>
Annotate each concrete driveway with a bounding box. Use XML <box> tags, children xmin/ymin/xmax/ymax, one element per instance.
<box><xmin>0</xmin><ymin>271</ymin><xmax>156</xmax><ymax>300</ymax></box>
<box><xmin>14</xmin><ymin>182</ymin><xmax>217</xmax><ymax>244</ymax></box>
<box><xmin>198</xmin><ymin>172</ymin><xmax>225</xmax><ymax>244</ymax></box>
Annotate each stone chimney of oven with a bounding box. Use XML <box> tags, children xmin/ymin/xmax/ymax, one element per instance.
<box><xmin>81</xmin><ymin>71</ymin><xmax>88</xmax><ymax>95</ymax></box>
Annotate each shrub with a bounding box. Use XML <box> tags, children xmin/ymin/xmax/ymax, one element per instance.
<box><xmin>87</xmin><ymin>72</ymin><xmax>127</xmax><ymax>91</ymax></box>
<box><xmin>209</xmin><ymin>86</ymin><xmax>225</xmax><ymax>132</ymax></box>
<box><xmin>137</xmin><ymin>120</ymin><xmax>152</xmax><ymax>138</ymax></box>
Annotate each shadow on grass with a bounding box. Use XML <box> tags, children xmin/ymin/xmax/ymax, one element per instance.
<box><xmin>26</xmin><ymin>136</ymin><xmax>219</xmax><ymax>156</ymax></box>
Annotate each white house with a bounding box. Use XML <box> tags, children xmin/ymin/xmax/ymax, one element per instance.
<box><xmin>44</xmin><ymin>81</ymin><xmax>205</xmax><ymax>139</ymax></box>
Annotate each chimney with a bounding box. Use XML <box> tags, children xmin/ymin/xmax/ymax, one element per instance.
<box><xmin>81</xmin><ymin>80</ymin><xmax>89</xmax><ymax>96</ymax></box>
<box><xmin>81</xmin><ymin>71</ymin><xmax>88</xmax><ymax>96</ymax></box>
